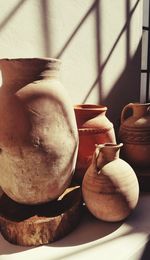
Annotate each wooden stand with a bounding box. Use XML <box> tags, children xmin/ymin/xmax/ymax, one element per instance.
<box><xmin>0</xmin><ymin>185</ymin><xmax>82</xmax><ymax>246</ymax></box>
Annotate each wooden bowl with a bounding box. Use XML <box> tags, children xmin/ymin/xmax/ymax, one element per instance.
<box><xmin>0</xmin><ymin>185</ymin><xmax>82</xmax><ymax>246</ymax></box>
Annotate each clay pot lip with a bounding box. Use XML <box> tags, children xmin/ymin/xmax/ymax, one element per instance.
<box><xmin>96</xmin><ymin>143</ymin><xmax>123</xmax><ymax>148</ymax></box>
<box><xmin>129</xmin><ymin>102</ymin><xmax>150</xmax><ymax>106</ymax></box>
<box><xmin>0</xmin><ymin>57</ymin><xmax>61</xmax><ymax>64</ymax></box>
<box><xmin>0</xmin><ymin>58</ymin><xmax>61</xmax><ymax>71</ymax></box>
<box><xmin>74</xmin><ymin>104</ymin><xmax>107</xmax><ymax>111</ymax></box>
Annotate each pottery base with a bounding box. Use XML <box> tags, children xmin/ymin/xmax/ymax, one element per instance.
<box><xmin>0</xmin><ymin>185</ymin><xmax>82</xmax><ymax>246</ymax></box>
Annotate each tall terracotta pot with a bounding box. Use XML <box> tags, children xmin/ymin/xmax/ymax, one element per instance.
<box><xmin>0</xmin><ymin>58</ymin><xmax>78</xmax><ymax>204</ymax></box>
<box><xmin>82</xmin><ymin>143</ymin><xmax>139</xmax><ymax>222</ymax></box>
<box><xmin>119</xmin><ymin>102</ymin><xmax>150</xmax><ymax>168</ymax></box>
<box><xmin>74</xmin><ymin>104</ymin><xmax>116</xmax><ymax>182</ymax></box>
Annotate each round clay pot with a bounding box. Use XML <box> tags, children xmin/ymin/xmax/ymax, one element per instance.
<box><xmin>119</xmin><ymin>103</ymin><xmax>150</xmax><ymax>168</ymax></box>
<box><xmin>0</xmin><ymin>58</ymin><xmax>78</xmax><ymax>204</ymax></box>
<box><xmin>74</xmin><ymin>104</ymin><xmax>116</xmax><ymax>182</ymax></box>
<box><xmin>82</xmin><ymin>143</ymin><xmax>139</xmax><ymax>222</ymax></box>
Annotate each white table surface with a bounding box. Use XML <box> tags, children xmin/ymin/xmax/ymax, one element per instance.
<box><xmin>0</xmin><ymin>192</ymin><xmax>150</xmax><ymax>260</ymax></box>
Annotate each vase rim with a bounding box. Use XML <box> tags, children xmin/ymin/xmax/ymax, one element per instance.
<box><xmin>0</xmin><ymin>57</ymin><xmax>61</xmax><ymax>63</ymax></box>
<box><xmin>74</xmin><ymin>104</ymin><xmax>107</xmax><ymax>111</ymax></box>
<box><xmin>96</xmin><ymin>143</ymin><xmax>123</xmax><ymax>148</ymax></box>
<box><xmin>129</xmin><ymin>102</ymin><xmax>150</xmax><ymax>106</ymax></box>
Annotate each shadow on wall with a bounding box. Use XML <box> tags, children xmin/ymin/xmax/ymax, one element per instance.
<box><xmin>40</xmin><ymin>0</ymin><xmax>51</xmax><ymax>57</ymax></box>
<box><xmin>40</xmin><ymin>0</ymin><xmax>101</xmax><ymax>62</ymax></box>
<box><xmin>103</xmin><ymin>42</ymin><xmax>141</xmax><ymax>134</ymax></box>
<box><xmin>40</xmin><ymin>0</ymin><xmax>141</xmax><ymax>135</ymax></box>
<box><xmin>0</xmin><ymin>0</ymin><xmax>26</xmax><ymax>31</ymax></box>
<box><xmin>80</xmin><ymin>0</ymin><xmax>141</xmax><ymax>134</ymax></box>
<box><xmin>80</xmin><ymin>42</ymin><xmax>141</xmax><ymax>136</ymax></box>
<box><xmin>102</xmin><ymin>0</ymin><xmax>142</xmax><ymax>133</ymax></box>
<box><xmin>0</xmin><ymin>0</ymin><xmax>141</xmax><ymax>135</ymax></box>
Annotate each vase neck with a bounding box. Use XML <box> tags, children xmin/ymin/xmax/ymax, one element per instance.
<box><xmin>74</xmin><ymin>105</ymin><xmax>107</xmax><ymax>127</ymax></box>
<box><xmin>133</xmin><ymin>103</ymin><xmax>150</xmax><ymax>118</ymax></box>
<box><xmin>0</xmin><ymin>58</ymin><xmax>61</xmax><ymax>94</ymax></box>
<box><xmin>95</xmin><ymin>143</ymin><xmax>123</xmax><ymax>171</ymax></box>
<box><xmin>38</xmin><ymin>59</ymin><xmax>61</xmax><ymax>79</ymax></box>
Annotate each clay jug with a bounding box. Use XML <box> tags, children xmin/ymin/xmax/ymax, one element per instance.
<box><xmin>119</xmin><ymin>103</ymin><xmax>150</xmax><ymax>168</ymax></box>
<box><xmin>0</xmin><ymin>58</ymin><xmax>78</xmax><ymax>204</ymax></box>
<box><xmin>74</xmin><ymin>104</ymin><xmax>116</xmax><ymax>182</ymax></box>
<box><xmin>82</xmin><ymin>143</ymin><xmax>139</xmax><ymax>222</ymax></box>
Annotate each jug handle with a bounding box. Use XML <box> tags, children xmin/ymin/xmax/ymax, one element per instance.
<box><xmin>92</xmin><ymin>144</ymin><xmax>104</xmax><ymax>174</ymax></box>
<box><xmin>121</xmin><ymin>103</ymin><xmax>133</xmax><ymax>123</ymax></box>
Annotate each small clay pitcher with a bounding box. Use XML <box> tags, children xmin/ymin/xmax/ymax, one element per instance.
<box><xmin>82</xmin><ymin>143</ymin><xmax>139</xmax><ymax>222</ymax></box>
<box><xmin>119</xmin><ymin>103</ymin><xmax>150</xmax><ymax>168</ymax></box>
<box><xmin>74</xmin><ymin>104</ymin><xmax>116</xmax><ymax>182</ymax></box>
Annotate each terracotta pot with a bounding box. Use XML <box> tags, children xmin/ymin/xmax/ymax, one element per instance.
<box><xmin>0</xmin><ymin>58</ymin><xmax>78</xmax><ymax>204</ymax></box>
<box><xmin>74</xmin><ymin>104</ymin><xmax>116</xmax><ymax>182</ymax></box>
<box><xmin>82</xmin><ymin>143</ymin><xmax>139</xmax><ymax>222</ymax></box>
<box><xmin>119</xmin><ymin>103</ymin><xmax>150</xmax><ymax>168</ymax></box>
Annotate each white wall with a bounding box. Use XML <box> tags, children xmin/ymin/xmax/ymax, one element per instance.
<box><xmin>0</xmin><ymin>0</ymin><xmax>143</xmax><ymax>131</ymax></box>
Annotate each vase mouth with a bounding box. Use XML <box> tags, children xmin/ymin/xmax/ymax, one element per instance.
<box><xmin>96</xmin><ymin>143</ymin><xmax>123</xmax><ymax>148</ymax></box>
<box><xmin>74</xmin><ymin>104</ymin><xmax>107</xmax><ymax>111</ymax></box>
<box><xmin>0</xmin><ymin>57</ymin><xmax>61</xmax><ymax>72</ymax></box>
<box><xmin>0</xmin><ymin>57</ymin><xmax>61</xmax><ymax>63</ymax></box>
<box><xmin>129</xmin><ymin>102</ymin><xmax>150</xmax><ymax>106</ymax></box>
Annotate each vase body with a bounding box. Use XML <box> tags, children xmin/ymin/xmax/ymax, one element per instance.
<box><xmin>119</xmin><ymin>103</ymin><xmax>150</xmax><ymax>168</ymax></box>
<box><xmin>74</xmin><ymin>104</ymin><xmax>116</xmax><ymax>182</ymax></box>
<box><xmin>0</xmin><ymin>58</ymin><xmax>78</xmax><ymax>204</ymax></box>
<box><xmin>82</xmin><ymin>143</ymin><xmax>139</xmax><ymax>222</ymax></box>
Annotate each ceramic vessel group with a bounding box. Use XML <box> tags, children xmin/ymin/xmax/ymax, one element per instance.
<box><xmin>0</xmin><ymin>57</ymin><xmax>147</xmax><ymax>224</ymax></box>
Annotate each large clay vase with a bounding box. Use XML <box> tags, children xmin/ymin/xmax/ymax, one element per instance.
<box><xmin>119</xmin><ymin>103</ymin><xmax>150</xmax><ymax>169</ymax></box>
<box><xmin>0</xmin><ymin>58</ymin><xmax>78</xmax><ymax>204</ymax></box>
<box><xmin>74</xmin><ymin>104</ymin><xmax>116</xmax><ymax>182</ymax></box>
<box><xmin>82</xmin><ymin>143</ymin><xmax>139</xmax><ymax>222</ymax></box>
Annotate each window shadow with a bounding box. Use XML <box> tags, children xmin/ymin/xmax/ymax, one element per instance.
<box><xmin>0</xmin><ymin>1</ymin><xmax>144</xmax><ymax>258</ymax></box>
<box><xmin>40</xmin><ymin>0</ymin><xmax>51</xmax><ymax>57</ymax></box>
<box><xmin>48</xmin><ymin>193</ymin><xmax>150</xmax><ymax>259</ymax></box>
<box><xmin>140</xmin><ymin>234</ymin><xmax>150</xmax><ymax>260</ymax></box>
<box><xmin>0</xmin><ymin>193</ymin><xmax>149</xmax><ymax>258</ymax></box>
<box><xmin>82</xmin><ymin>0</ymin><xmax>141</xmax><ymax>106</ymax></box>
<box><xmin>55</xmin><ymin>0</ymin><xmax>99</xmax><ymax>59</ymax></box>
<box><xmin>104</xmin><ymin>41</ymin><xmax>141</xmax><ymax>134</ymax></box>
<box><xmin>0</xmin><ymin>0</ymin><xmax>26</xmax><ymax>31</ymax></box>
